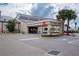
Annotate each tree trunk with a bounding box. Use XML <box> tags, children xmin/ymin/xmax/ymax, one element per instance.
<box><xmin>67</xmin><ymin>19</ymin><xmax>69</xmax><ymax>35</ymax></box>
<box><xmin>61</xmin><ymin>20</ymin><xmax>64</xmax><ymax>35</ymax></box>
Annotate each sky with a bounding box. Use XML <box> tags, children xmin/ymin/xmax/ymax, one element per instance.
<box><xmin>0</xmin><ymin>3</ymin><xmax>79</xmax><ymax>29</ymax></box>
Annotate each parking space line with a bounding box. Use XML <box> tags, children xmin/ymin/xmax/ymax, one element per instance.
<box><xmin>62</xmin><ymin>39</ymin><xmax>68</xmax><ymax>41</ymax></box>
<box><xmin>68</xmin><ymin>40</ymin><xmax>79</xmax><ymax>44</ymax></box>
<box><xmin>19</xmin><ymin>37</ymin><xmax>39</xmax><ymax>41</ymax></box>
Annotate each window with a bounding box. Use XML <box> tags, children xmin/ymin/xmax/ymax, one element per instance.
<box><xmin>44</xmin><ymin>28</ymin><xmax>48</xmax><ymax>30</ymax></box>
<box><xmin>51</xmin><ymin>28</ymin><xmax>55</xmax><ymax>31</ymax></box>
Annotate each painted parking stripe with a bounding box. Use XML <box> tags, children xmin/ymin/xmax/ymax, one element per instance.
<box><xmin>68</xmin><ymin>40</ymin><xmax>79</xmax><ymax>45</ymax></box>
<box><xmin>19</xmin><ymin>37</ymin><xmax>39</xmax><ymax>40</ymax></box>
<box><xmin>62</xmin><ymin>39</ymin><xmax>68</xmax><ymax>41</ymax></box>
<box><xmin>68</xmin><ymin>40</ymin><xmax>79</xmax><ymax>43</ymax></box>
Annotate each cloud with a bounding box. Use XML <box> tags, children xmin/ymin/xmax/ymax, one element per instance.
<box><xmin>0</xmin><ymin>3</ymin><xmax>79</xmax><ymax>18</ymax></box>
<box><xmin>0</xmin><ymin>3</ymin><xmax>79</xmax><ymax>28</ymax></box>
<box><xmin>0</xmin><ymin>3</ymin><xmax>8</xmax><ymax>6</ymax></box>
<box><xmin>0</xmin><ymin>3</ymin><xmax>32</xmax><ymax>17</ymax></box>
<box><xmin>31</xmin><ymin>3</ymin><xmax>54</xmax><ymax>17</ymax></box>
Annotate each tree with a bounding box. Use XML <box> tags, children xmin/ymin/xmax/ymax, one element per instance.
<box><xmin>56</xmin><ymin>9</ymin><xmax>77</xmax><ymax>35</ymax></box>
<box><xmin>66</xmin><ymin>9</ymin><xmax>77</xmax><ymax>35</ymax></box>
<box><xmin>56</xmin><ymin>9</ymin><xmax>68</xmax><ymax>34</ymax></box>
<box><xmin>6</xmin><ymin>19</ymin><xmax>16</xmax><ymax>32</ymax></box>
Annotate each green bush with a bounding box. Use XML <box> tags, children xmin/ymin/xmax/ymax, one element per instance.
<box><xmin>6</xmin><ymin>19</ymin><xmax>16</xmax><ymax>32</ymax></box>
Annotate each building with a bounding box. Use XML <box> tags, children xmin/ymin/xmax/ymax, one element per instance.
<box><xmin>27</xmin><ymin>20</ymin><xmax>62</xmax><ymax>35</ymax></box>
<box><xmin>0</xmin><ymin>13</ymin><xmax>63</xmax><ymax>35</ymax></box>
<box><xmin>17</xmin><ymin>17</ymin><xmax>63</xmax><ymax>35</ymax></box>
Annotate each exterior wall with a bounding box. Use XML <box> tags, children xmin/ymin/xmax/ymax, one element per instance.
<box><xmin>38</xmin><ymin>27</ymin><xmax>42</xmax><ymax>34</ymax></box>
<box><xmin>27</xmin><ymin>20</ymin><xmax>62</xmax><ymax>35</ymax></box>
<box><xmin>3</xmin><ymin>23</ymin><xmax>7</xmax><ymax>32</ymax></box>
<box><xmin>0</xmin><ymin>19</ymin><xmax>62</xmax><ymax>35</ymax></box>
<box><xmin>47</xmin><ymin>24</ymin><xmax>51</xmax><ymax>35</ymax></box>
<box><xmin>16</xmin><ymin>19</ymin><xmax>63</xmax><ymax>35</ymax></box>
<box><xmin>17</xmin><ymin>20</ymin><xmax>28</xmax><ymax>33</ymax></box>
<box><xmin>41</xmin><ymin>21</ymin><xmax>62</xmax><ymax>35</ymax></box>
<box><xmin>20</xmin><ymin>22</ymin><xmax>28</xmax><ymax>33</ymax></box>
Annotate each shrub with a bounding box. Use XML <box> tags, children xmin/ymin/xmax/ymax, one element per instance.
<box><xmin>6</xmin><ymin>19</ymin><xmax>16</xmax><ymax>32</ymax></box>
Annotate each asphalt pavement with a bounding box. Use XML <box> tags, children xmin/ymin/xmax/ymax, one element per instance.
<box><xmin>0</xmin><ymin>33</ymin><xmax>79</xmax><ymax>56</ymax></box>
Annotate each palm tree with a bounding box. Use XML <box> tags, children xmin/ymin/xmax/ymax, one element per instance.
<box><xmin>56</xmin><ymin>9</ymin><xmax>68</xmax><ymax>34</ymax></box>
<box><xmin>66</xmin><ymin>9</ymin><xmax>77</xmax><ymax>35</ymax></box>
<box><xmin>56</xmin><ymin>9</ymin><xmax>77</xmax><ymax>35</ymax></box>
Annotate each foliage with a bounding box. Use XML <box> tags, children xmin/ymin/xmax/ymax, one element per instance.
<box><xmin>56</xmin><ymin>9</ymin><xmax>77</xmax><ymax>35</ymax></box>
<box><xmin>56</xmin><ymin>9</ymin><xmax>68</xmax><ymax>34</ymax></box>
<box><xmin>6</xmin><ymin>19</ymin><xmax>16</xmax><ymax>32</ymax></box>
<box><xmin>65</xmin><ymin>9</ymin><xmax>77</xmax><ymax>35</ymax></box>
<box><xmin>56</xmin><ymin>9</ymin><xmax>77</xmax><ymax>20</ymax></box>
<box><xmin>56</xmin><ymin>9</ymin><xmax>68</xmax><ymax>20</ymax></box>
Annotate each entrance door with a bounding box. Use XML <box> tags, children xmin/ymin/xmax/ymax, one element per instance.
<box><xmin>28</xmin><ymin>27</ymin><xmax>38</xmax><ymax>34</ymax></box>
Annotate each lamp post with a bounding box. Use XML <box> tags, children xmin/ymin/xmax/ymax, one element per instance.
<box><xmin>0</xmin><ymin>10</ymin><xmax>1</xmax><ymax>21</ymax></box>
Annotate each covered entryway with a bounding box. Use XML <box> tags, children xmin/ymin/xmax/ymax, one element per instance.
<box><xmin>28</xmin><ymin>27</ymin><xmax>38</xmax><ymax>34</ymax></box>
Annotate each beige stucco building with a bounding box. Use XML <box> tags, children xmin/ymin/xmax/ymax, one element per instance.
<box><xmin>0</xmin><ymin>15</ymin><xmax>63</xmax><ymax>35</ymax></box>
<box><xmin>0</xmin><ymin>11</ymin><xmax>63</xmax><ymax>35</ymax></box>
<box><xmin>17</xmin><ymin>19</ymin><xmax>63</xmax><ymax>35</ymax></box>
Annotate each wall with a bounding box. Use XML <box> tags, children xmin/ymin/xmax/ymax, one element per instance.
<box><xmin>16</xmin><ymin>20</ymin><xmax>28</xmax><ymax>33</ymax></box>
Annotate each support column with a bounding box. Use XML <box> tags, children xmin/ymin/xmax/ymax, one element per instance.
<box><xmin>47</xmin><ymin>24</ymin><xmax>51</xmax><ymax>35</ymax></box>
<box><xmin>17</xmin><ymin>22</ymin><xmax>20</xmax><ymax>33</ymax></box>
<box><xmin>2</xmin><ymin>21</ymin><xmax>3</xmax><ymax>33</ymax></box>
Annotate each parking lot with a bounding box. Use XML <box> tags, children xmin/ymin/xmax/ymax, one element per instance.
<box><xmin>19</xmin><ymin>34</ymin><xmax>79</xmax><ymax>56</ymax></box>
<box><xmin>0</xmin><ymin>33</ymin><xmax>79</xmax><ymax>56</ymax></box>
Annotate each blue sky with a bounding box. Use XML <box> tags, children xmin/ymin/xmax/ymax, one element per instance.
<box><xmin>0</xmin><ymin>3</ymin><xmax>79</xmax><ymax>29</ymax></box>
